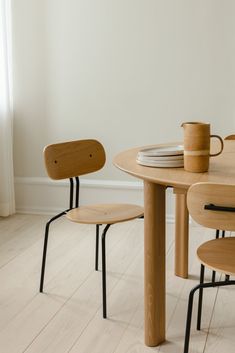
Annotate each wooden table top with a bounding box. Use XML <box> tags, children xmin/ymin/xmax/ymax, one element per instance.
<box><xmin>114</xmin><ymin>140</ymin><xmax>235</xmax><ymax>189</ymax></box>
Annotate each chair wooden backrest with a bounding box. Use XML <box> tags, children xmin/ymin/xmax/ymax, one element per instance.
<box><xmin>225</xmin><ymin>135</ymin><xmax>235</xmax><ymax>140</ymax></box>
<box><xmin>187</xmin><ymin>183</ymin><xmax>235</xmax><ymax>232</ymax></box>
<box><xmin>44</xmin><ymin>139</ymin><xmax>106</xmax><ymax>180</ymax></box>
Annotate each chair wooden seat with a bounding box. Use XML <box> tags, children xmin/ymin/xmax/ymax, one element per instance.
<box><xmin>66</xmin><ymin>204</ymin><xmax>144</xmax><ymax>225</ymax></box>
<box><xmin>197</xmin><ymin>237</ymin><xmax>235</xmax><ymax>276</ymax></box>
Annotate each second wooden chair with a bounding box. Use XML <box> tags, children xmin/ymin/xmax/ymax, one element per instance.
<box><xmin>211</xmin><ymin>134</ymin><xmax>235</xmax><ymax>281</ymax></box>
<box><xmin>184</xmin><ymin>182</ymin><xmax>235</xmax><ymax>353</ymax></box>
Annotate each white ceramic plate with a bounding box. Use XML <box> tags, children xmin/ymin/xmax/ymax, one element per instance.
<box><xmin>138</xmin><ymin>145</ymin><xmax>184</xmax><ymax>157</ymax></box>
<box><xmin>137</xmin><ymin>153</ymin><xmax>183</xmax><ymax>161</ymax></box>
<box><xmin>136</xmin><ymin>158</ymin><xmax>184</xmax><ymax>168</ymax></box>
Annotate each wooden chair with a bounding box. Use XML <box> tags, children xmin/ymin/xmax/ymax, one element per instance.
<box><xmin>211</xmin><ymin>134</ymin><xmax>235</xmax><ymax>281</ymax></box>
<box><xmin>39</xmin><ymin>139</ymin><xmax>144</xmax><ymax>318</ymax></box>
<box><xmin>183</xmin><ymin>182</ymin><xmax>235</xmax><ymax>353</ymax></box>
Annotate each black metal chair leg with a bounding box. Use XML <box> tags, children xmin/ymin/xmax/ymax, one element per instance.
<box><xmin>212</xmin><ymin>230</ymin><xmax>220</xmax><ymax>282</ymax></box>
<box><xmin>211</xmin><ymin>270</ymin><xmax>216</xmax><ymax>283</ymax></box>
<box><xmin>39</xmin><ymin>211</ymin><xmax>67</xmax><ymax>293</ymax></box>
<box><xmin>95</xmin><ymin>224</ymin><xmax>100</xmax><ymax>271</ymax></box>
<box><xmin>197</xmin><ymin>264</ymin><xmax>205</xmax><ymax>330</ymax></box>
<box><xmin>184</xmin><ymin>287</ymin><xmax>198</xmax><ymax>353</ymax></box>
<box><xmin>39</xmin><ymin>222</ymin><xmax>50</xmax><ymax>292</ymax></box>
<box><xmin>101</xmin><ymin>224</ymin><xmax>111</xmax><ymax>319</ymax></box>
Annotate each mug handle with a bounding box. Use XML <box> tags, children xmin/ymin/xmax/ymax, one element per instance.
<box><xmin>209</xmin><ymin>135</ymin><xmax>224</xmax><ymax>157</ymax></box>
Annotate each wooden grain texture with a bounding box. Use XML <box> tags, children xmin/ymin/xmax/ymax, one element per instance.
<box><xmin>113</xmin><ymin>140</ymin><xmax>235</xmax><ymax>188</ymax></box>
<box><xmin>44</xmin><ymin>139</ymin><xmax>106</xmax><ymax>180</ymax></box>
<box><xmin>0</xmin><ymin>216</ymin><xmax>143</xmax><ymax>353</ymax></box>
<box><xmin>204</xmin><ymin>273</ymin><xmax>235</xmax><ymax>353</ymax></box>
<box><xmin>1</xmin><ymin>215</ymin><xmax>235</xmax><ymax>353</ymax></box>
<box><xmin>68</xmin><ymin>242</ymin><xmax>144</xmax><ymax>353</ymax></box>
<box><xmin>187</xmin><ymin>183</ymin><xmax>235</xmax><ymax>232</ymax></box>
<box><xmin>114</xmin><ymin>139</ymin><xmax>235</xmax><ymax>347</ymax></box>
<box><xmin>174</xmin><ymin>189</ymin><xmax>189</xmax><ymax>278</ymax></box>
<box><xmin>21</xmin><ymin>221</ymin><xmax>143</xmax><ymax>353</ymax></box>
<box><xmin>66</xmin><ymin>204</ymin><xmax>144</xmax><ymax>225</ymax></box>
<box><xmin>144</xmin><ymin>181</ymin><xmax>166</xmax><ymax>346</ymax></box>
<box><xmin>197</xmin><ymin>237</ymin><xmax>235</xmax><ymax>276</ymax></box>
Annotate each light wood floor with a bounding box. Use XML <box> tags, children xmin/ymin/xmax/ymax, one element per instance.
<box><xmin>0</xmin><ymin>214</ymin><xmax>234</xmax><ymax>353</ymax></box>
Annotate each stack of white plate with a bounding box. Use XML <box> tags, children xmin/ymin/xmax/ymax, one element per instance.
<box><xmin>136</xmin><ymin>145</ymin><xmax>184</xmax><ymax>168</ymax></box>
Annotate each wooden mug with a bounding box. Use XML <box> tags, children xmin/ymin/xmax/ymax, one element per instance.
<box><xmin>182</xmin><ymin>122</ymin><xmax>224</xmax><ymax>172</ymax></box>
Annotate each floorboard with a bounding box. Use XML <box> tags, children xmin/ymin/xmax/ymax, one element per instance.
<box><xmin>0</xmin><ymin>215</ymin><xmax>234</xmax><ymax>353</ymax></box>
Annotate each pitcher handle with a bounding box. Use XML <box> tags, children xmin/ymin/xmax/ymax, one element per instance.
<box><xmin>210</xmin><ymin>135</ymin><xmax>224</xmax><ymax>157</ymax></box>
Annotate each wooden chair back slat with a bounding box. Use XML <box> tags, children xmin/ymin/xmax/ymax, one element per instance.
<box><xmin>187</xmin><ymin>182</ymin><xmax>235</xmax><ymax>231</ymax></box>
<box><xmin>44</xmin><ymin>139</ymin><xmax>106</xmax><ymax>180</ymax></box>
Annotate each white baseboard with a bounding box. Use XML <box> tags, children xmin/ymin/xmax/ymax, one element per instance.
<box><xmin>14</xmin><ymin>177</ymin><xmax>175</xmax><ymax>222</ymax></box>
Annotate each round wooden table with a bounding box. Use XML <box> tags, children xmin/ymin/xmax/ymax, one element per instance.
<box><xmin>114</xmin><ymin>140</ymin><xmax>235</xmax><ymax>347</ymax></box>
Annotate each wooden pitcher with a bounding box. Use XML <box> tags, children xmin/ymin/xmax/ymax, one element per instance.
<box><xmin>182</xmin><ymin>122</ymin><xmax>224</xmax><ymax>172</ymax></box>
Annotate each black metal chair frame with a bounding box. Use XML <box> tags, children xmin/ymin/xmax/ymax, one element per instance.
<box><xmin>39</xmin><ymin>176</ymin><xmax>111</xmax><ymax>318</ymax></box>
<box><xmin>212</xmin><ymin>229</ymin><xmax>225</xmax><ymax>282</ymax></box>
<box><xmin>184</xmin><ymin>263</ymin><xmax>235</xmax><ymax>353</ymax></box>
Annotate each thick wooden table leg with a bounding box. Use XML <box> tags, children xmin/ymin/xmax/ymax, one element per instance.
<box><xmin>174</xmin><ymin>188</ymin><xmax>189</xmax><ymax>278</ymax></box>
<box><xmin>144</xmin><ymin>181</ymin><xmax>166</xmax><ymax>346</ymax></box>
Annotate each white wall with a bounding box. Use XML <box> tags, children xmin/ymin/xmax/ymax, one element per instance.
<box><xmin>12</xmin><ymin>0</ymin><xmax>235</xmax><ymax>214</ymax></box>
